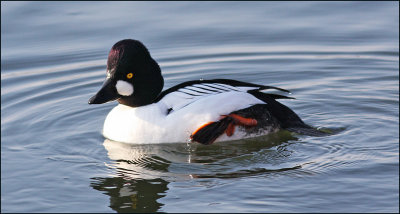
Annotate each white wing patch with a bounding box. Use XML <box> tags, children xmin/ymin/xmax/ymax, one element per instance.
<box><xmin>159</xmin><ymin>82</ymin><xmax>261</xmax><ymax>114</ymax></box>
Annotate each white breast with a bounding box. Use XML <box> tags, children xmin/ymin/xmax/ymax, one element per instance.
<box><xmin>102</xmin><ymin>91</ymin><xmax>265</xmax><ymax>144</ymax></box>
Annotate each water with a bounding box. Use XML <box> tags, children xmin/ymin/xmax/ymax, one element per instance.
<box><xmin>1</xmin><ymin>1</ymin><xmax>399</xmax><ymax>212</ymax></box>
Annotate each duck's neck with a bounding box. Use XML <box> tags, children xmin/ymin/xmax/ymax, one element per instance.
<box><xmin>118</xmin><ymin>81</ymin><xmax>163</xmax><ymax>107</ymax></box>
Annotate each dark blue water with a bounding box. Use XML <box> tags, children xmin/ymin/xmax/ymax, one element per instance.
<box><xmin>1</xmin><ymin>2</ymin><xmax>399</xmax><ymax>212</ymax></box>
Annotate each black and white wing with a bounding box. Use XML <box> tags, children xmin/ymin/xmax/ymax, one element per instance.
<box><xmin>154</xmin><ymin>79</ymin><xmax>292</xmax><ymax>114</ymax></box>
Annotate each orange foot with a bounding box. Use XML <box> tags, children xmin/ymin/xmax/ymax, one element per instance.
<box><xmin>190</xmin><ymin>114</ymin><xmax>258</xmax><ymax>145</ymax></box>
<box><xmin>220</xmin><ymin>114</ymin><xmax>258</xmax><ymax>136</ymax></box>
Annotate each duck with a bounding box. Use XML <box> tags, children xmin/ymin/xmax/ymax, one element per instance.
<box><xmin>88</xmin><ymin>39</ymin><xmax>323</xmax><ymax>145</ymax></box>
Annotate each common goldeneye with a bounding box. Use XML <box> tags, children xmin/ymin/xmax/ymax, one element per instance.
<box><xmin>89</xmin><ymin>39</ymin><xmax>322</xmax><ymax>144</ymax></box>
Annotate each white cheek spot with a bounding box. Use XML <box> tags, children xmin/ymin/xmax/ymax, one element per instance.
<box><xmin>116</xmin><ymin>80</ymin><xmax>134</xmax><ymax>96</ymax></box>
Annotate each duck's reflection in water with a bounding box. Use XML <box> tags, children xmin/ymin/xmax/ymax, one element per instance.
<box><xmin>91</xmin><ymin>176</ymin><xmax>168</xmax><ymax>212</ymax></box>
<box><xmin>91</xmin><ymin>131</ymin><xmax>298</xmax><ymax>212</ymax></box>
<box><xmin>90</xmin><ymin>140</ymin><xmax>185</xmax><ymax>213</ymax></box>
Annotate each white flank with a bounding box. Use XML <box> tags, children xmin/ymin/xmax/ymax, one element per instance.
<box><xmin>103</xmin><ymin>91</ymin><xmax>266</xmax><ymax>144</ymax></box>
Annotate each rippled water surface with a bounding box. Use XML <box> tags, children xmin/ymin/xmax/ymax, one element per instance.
<box><xmin>1</xmin><ymin>2</ymin><xmax>399</xmax><ymax>213</ymax></box>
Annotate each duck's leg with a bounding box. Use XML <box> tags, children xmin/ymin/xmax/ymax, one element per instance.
<box><xmin>190</xmin><ymin>114</ymin><xmax>258</xmax><ymax>145</ymax></box>
<box><xmin>190</xmin><ymin>117</ymin><xmax>232</xmax><ymax>145</ymax></box>
<box><xmin>225</xmin><ymin>122</ymin><xmax>235</xmax><ymax>136</ymax></box>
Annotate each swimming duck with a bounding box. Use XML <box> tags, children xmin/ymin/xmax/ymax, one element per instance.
<box><xmin>89</xmin><ymin>39</ymin><xmax>321</xmax><ymax>145</ymax></box>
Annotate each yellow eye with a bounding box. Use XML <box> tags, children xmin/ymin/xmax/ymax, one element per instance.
<box><xmin>126</xmin><ymin>73</ymin><xmax>133</xmax><ymax>79</ymax></box>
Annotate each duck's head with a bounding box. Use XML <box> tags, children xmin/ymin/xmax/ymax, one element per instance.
<box><xmin>88</xmin><ymin>39</ymin><xmax>164</xmax><ymax>107</ymax></box>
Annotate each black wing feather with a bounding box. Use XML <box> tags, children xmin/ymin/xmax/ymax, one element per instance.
<box><xmin>154</xmin><ymin>79</ymin><xmax>290</xmax><ymax>103</ymax></box>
